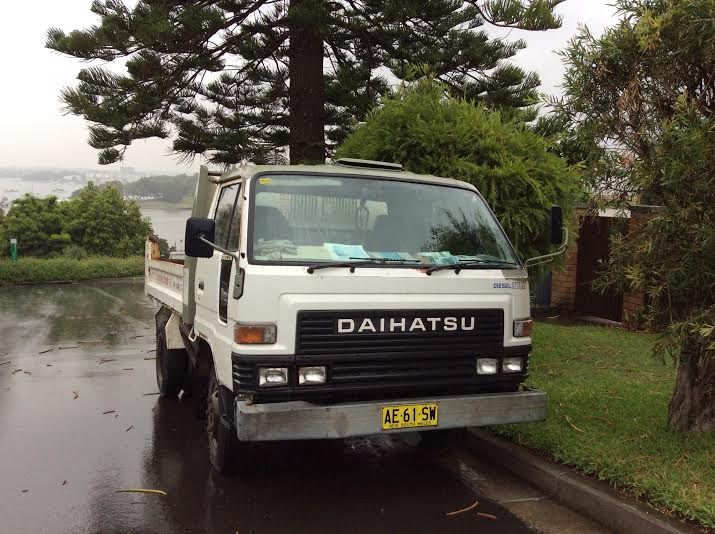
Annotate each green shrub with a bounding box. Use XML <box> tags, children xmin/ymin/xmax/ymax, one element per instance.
<box><xmin>0</xmin><ymin>256</ymin><xmax>144</xmax><ymax>284</ymax></box>
<box><xmin>62</xmin><ymin>244</ymin><xmax>88</xmax><ymax>260</ymax></box>
<box><xmin>336</xmin><ymin>78</ymin><xmax>579</xmax><ymax>260</ymax></box>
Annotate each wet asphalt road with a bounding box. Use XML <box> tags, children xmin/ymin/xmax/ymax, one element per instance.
<box><xmin>0</xmin><ymin>281</ymin><xmax>598</xmax><ymax>534</ymax></box>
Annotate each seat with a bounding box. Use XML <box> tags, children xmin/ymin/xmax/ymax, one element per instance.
<box><xmin>367</xmin><ymin>214</ymin><xmax>428</xmax><ymax>252</ymax></box>
<box><xmin>253</xmin><ymin>206</ymin><xmax>293</xmax><ymax>241</ymax></box>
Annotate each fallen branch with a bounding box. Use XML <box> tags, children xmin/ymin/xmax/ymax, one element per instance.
<box><xmin>564</xmin><ymin>415</ymin><xmax>585</xmax><ymax>433</ymax></box>
<box><xmin>0</xmin><ymin>361</ymin><xmax>11</xmax><ymax>366</ymax></box>
<box><xmin>102</xmin><ymin>410</ymin><xmax>115</xmax><ymax>415</ymax></box>
<box><xmin>446</xmin><ymin>500</ymin><xmax>478</xmax><ymax>517</ymax></box>
<box><xmin>38</xmin><ymin>348</ymin><xmax>54</xmax><ymax>354</ymax></box>
<box><xmin>476</xmin><ymin>512</ymin><xmax>497</xmax><ymax>520</ymax></box>
<box><xmin>115</xmin><ymin>488</ymin><xmax>167</xmax><ymax>496</ymax></box>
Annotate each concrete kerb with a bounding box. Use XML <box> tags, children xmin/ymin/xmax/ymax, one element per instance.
<box><xmin>465</xmin><ymin>429</ymin><xmax>699</xmax><ymax>534</ymax></box>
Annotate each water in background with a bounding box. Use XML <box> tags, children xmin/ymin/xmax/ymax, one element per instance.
<box><xmin>0</xmin><ymin>176</ymin><xmax>190</xmax><ymax>250</ymax></box>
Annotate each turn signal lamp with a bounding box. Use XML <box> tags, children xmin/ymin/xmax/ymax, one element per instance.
<box><xmin>235</xmin><ymin>324</ymin><xmax>277</xmax><ymax>344</ymax></box>
<box><xmin>513</xmin><ymin>319</ymin><xmax>533</xmax><ymax>338</ymax></box>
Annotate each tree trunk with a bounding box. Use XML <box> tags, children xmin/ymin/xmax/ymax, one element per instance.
<box><xmin>667</xmin><ymin>333</ymin><xmax>715</xmax><ymax>432</ymax></box>
<box><xmin>288</xmin><ymin>0</ymin><xmax>325</xmax><ymax>164</ymax></box>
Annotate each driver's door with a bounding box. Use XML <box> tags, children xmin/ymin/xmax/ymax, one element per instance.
<box><xmin>194</xmin><ymin>182</ymin><xmax>242</xmax><ymax>386</ymax></box>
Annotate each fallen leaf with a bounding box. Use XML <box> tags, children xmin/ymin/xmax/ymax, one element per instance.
<box><xmin>446</xmin><ymin>500</ymin><xmax>479</xmax><ymax>517</ymax></box>
<box><xmin>102</xmin><ymin>410</ymin><xmax>115</xmax><ymax>415</ymax></box>
<box><xmin>73</xmin><ymin>391</ymin><xmax>79</xmax><ymax>400</ymax></box>
<box><xmin>564</xmin><ymin>415</ymin><xmax>585</xmax><ymax>433</ymax></box>
<box><xmin>23</xmin><ymin>371</ymin><xmax>31</xmax><ymax>375</ymax></box>
<box><xmin>12</xmin><ymin>369</ymin><xmax>23</xmax><ymax>374</ymax></box>
<box><xmin>62</xmin><ymin>480</ymin><xmax>67</xmax><ymax>486</ymax></box>
<box><xmin>126</xmin><ymin>425</ymin><xmax>134</xmax><ymax>432</ymax></box>
<box><xmin>38</xmin><ymin>348</ymin><xmax>54</xmax><ymax>354</ymax></box>
<box><xmin>0</xmin><ymin>361</ymin><xmax>12</xmax><ymax>366</ymax></box>
<box><xmin>122</xmin><ymin>368</ymin><xmax>134</xmax><ymax>371</ymax></box>
<box><xmin>21</xmin><ymin>489</ymin><xmax>28</xmax><ymax>493</ymax></box>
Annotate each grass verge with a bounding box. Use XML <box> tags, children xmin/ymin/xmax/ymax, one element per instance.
<box><xmin>0</xmin><ymin>256</ymin><xmax>144</xmax><ymax>284</ymax></box>
<box><xmin>493</xmin><ymin>322</ymin><xmax>715</xmax><ymax>528</ymax></box>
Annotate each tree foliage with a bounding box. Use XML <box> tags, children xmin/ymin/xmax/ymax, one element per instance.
<box><xmin>336</xmin><ymin>78</ymin><xmax>579</xmax><ymax>260</ymax></box>
<box><xmin>47</xmin><ymin>0</ymin><xmax>565</xmax><ymax>165</ymax></box>
<box><xmin>122</xmin><ymin>174</ymin><xmax>196</xmax><ymax>203</ymax></box>
<box><xmin>557</xmin><ymin>0</ymin><xmax>714</xmax><ymax>431</ymax></box>
<box><xmin>1</xmin><ymin>184</ymin><xmax>152</xmax><ymax>258</ymax></box>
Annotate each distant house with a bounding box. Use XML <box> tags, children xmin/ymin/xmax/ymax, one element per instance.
<box><xmin>539</xmin><ymin>204</ymin><xmax>662</xmax><ymax>326</ymax></box>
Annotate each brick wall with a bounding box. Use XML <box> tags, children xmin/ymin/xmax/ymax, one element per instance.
<box><xmin>549</xmin><ymin>204</ymin><xmax>660</xmax><ymax>323</ymax></box>
<box><xmin>620</xmin><ymin>205</ymin><xmax>662</xmax><ymax>326</ymax></box>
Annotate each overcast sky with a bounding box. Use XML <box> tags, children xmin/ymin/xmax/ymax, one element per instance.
<box><xmin>0</xmin><ymin>1</ymin><xmax>618</xmax><ymax>173</ymax></box>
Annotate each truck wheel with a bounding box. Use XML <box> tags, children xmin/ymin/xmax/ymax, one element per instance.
<box><xmin>156</xmin><ymin>327</ymin><xmax>188</xmax><ymax>398</ymax></box>
<box><xmin>207</xmin><ymin>369</ymin><xmax>238</xmax><ymax>475</ymax></box>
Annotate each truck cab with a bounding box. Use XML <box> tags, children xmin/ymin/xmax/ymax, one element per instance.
<box><xmin>146</xmin><ymin>159</ymin><xmax>553</xmax><ymax>474</ymax></box>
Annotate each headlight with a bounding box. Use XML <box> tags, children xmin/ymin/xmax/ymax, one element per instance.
<box><xmin>502</xmin><ymin>357</ymin><xmax>523</xmax><ymax>373</ymax></box>
<box><xmin>235</xmin><ymin>323</ymin><xmax>277</xmax><ymax>344</ymax></box>
<box><xmin>298</xmin><ymin>366</ymin><xmax>327</xmax><ymax>385</ymax></box>
<box><xmin>258</xmin><ymin>367</ymin><xmax>288</xmax><ymax>387</ymax></box>
<box><xmin>476</xmin><ymin>358</ymin><xmax>498</xmax><ymax>375</ymax></box>
<box><xmin>513</xmin><ymin>319</ymin><xmax>533</xmax><ymax>338</ymax></box>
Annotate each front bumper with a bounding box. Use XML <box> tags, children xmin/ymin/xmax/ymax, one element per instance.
<box><xmin>235</xmin><ymin>389</ymin><xmax>546</xmax><ymax>441</ymax></box>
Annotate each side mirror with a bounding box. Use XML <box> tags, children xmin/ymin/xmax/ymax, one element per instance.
<box><xmin>185</xmin><ymin>217</ymin><xmax>216</xmax><ymax>258</ymax></box>
<box><xmin>550</xmin><ymin>205</ymin><xmax>563</xmax><ymax>245</ymax></box>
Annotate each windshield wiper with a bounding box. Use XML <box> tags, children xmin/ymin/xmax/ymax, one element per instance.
<box><xmin>306</xmin><ymin>257</ymin><xmax>416</xmax><ymax>274</ymax></box>
<box><xmin>425</xmin><ymin>259</ymin><xmax>519</xmax><ymax>275</ymax></box>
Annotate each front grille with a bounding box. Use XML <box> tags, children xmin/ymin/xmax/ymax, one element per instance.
<box><xmin>232</xmin><ymin>309</ymin><xmax>527</xmax><ymax>403</ymax></box>
<box><xmin>296</xmin><ymin>308</ymin><xmax>504</xmax><ymax>359</ymax></box>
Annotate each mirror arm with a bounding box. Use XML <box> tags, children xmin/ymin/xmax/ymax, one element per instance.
<box><xmin>199</xmin><ymin>236</ymin><xmax>241</xmax><ymax>263</ymax></box>
<box><xmin>524</xmin><ymin>228</ymin><xmax>569</xmax><ymax>269</ymax></box>
<box><xmin>199</xmin><ymin>236</ymin><xmax>245</xmax><ymax>299</ymax></box>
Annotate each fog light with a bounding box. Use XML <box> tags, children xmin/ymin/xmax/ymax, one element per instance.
<box><xmin>503</xmin><ymin>357</ymin><xmax>523</xmax><ymax>373</ymax></box>
<box><xmin>513</xmin><ymin>319</ymin><xmax>533</xmax><ymax>338</ymax></box>
<box><xmin>476</xmin><ymin>358</ymin><xmax>498</xmax><ymax>375</ymax></box>
<box><xmin>258</xmin><ymin>367</ymin><xmax>288</xmax><ymax>387</ymax></box>
<box><xmin>298</xmin><ymin>366</ymin><xmax>326</xmax><ymax>385</ymax></box>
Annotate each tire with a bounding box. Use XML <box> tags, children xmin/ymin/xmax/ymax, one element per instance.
<box><xmin>207</xmin><ymin>368</ymin><xmax>239</xmax><ymax>475</ymax></box>
<box><xmin>156</xmin><ymin>326</ymin><xmax>188</xmax><ymax>398</ymax></box>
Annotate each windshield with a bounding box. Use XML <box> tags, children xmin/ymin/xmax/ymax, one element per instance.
<box><xmin>249</xmin><ymin>174</ymin><xmax>519</xmax><ymax>267</ymax></box>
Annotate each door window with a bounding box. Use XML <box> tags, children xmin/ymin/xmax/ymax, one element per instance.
<box><xmin>214</xmin><ymin>184</ymin><xmax>240</xmax><ymax>249</ymax></box>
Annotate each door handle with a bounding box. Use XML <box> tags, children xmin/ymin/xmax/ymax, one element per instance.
<box><xmin>198</xmin><ymin>280</ymin><xmax>205</xmax><ymax>290</ymax></box>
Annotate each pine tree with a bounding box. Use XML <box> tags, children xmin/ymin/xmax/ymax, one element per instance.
<box><xmin>47</xmin><ymin>0</ymin><xmax>565</xmax><ymax>165</ymax></box>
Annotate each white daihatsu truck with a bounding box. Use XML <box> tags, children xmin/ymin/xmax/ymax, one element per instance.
<box><xmin>145</xmin><ymin>158</ymin><xmax>564</xmax><ymax>474</ymax></box>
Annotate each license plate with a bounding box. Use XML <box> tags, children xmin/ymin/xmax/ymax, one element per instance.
<box><xmin>381</xmin><ymin>403</ymin><xmax>438</xmax><ymax>430</ymax></box>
